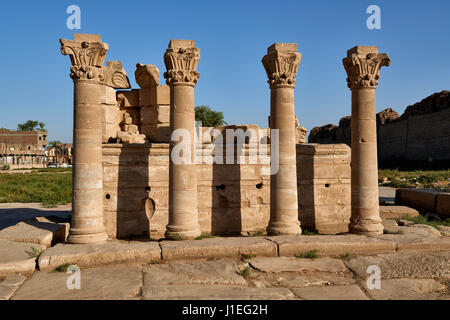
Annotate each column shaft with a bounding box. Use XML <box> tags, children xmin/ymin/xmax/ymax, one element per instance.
<box><xmin>166</xmin><ymin>84</ymin><xmax>201</xmax><ymax>239</ymax></box>
<box><xmin>68</xmin><ymin>81</ymin><xmax>108</xmax><ymax>244</ymax></box>
<box><xmin>268</xmin><ymin>86</ymin><xmax>301</xmax><ymax>235</ymax></box>
<box><xmin>349</xmin><ymin>88</ymin><xmax>383</xmax><ymax>234</ymax></box>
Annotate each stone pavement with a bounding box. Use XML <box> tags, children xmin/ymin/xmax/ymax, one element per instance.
<box><xmin>1</xmin><ymin>200</ymin><xmax>450</xmax><ymax>300</ymax></box>
<box><xmin>3</xmin><ymin>251</ymin><xmax>449</xmax><ymax>300</ymax></box>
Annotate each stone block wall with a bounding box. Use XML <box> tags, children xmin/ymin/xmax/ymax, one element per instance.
<box><xmin>297</xmin><ymin>144</ymin><xmax>351</xmax><ymax>234</ymax></box>
<box><xmin>102</xmin><ymin>142</ymin><xmax>351</xmax><ymax>239</ymax></box>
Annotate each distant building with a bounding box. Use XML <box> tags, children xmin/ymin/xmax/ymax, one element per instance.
<box><xmin>47</xmin><ymin>143</ymin><xmax>73</xmax><ymax>165</ymax></box>
<box><xmin>0</xmin><ymin>129</ymin><xmax>47</xmax><ymax>169</ymax></box>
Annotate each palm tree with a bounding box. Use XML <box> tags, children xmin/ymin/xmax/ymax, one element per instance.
<box><xmin>195</xmin><ymin>105</ymin><xmax>227</xmax><ymax>127</ymax></box>
<box><xmin>17</xmin><ymin>120</ymin><xmax>45</xmax><ymax>131</ymax></box>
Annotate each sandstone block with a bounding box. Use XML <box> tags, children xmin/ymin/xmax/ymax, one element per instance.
<box><xmin>12</xmin><ymin>265</ymin><xmax>142</xmax><ymax>300</ymax></box>
<box><xmin>142</xmin><ymin>284</ymin><xmax>294</xmax><ymax>300</ymax></box>
<box><xmin>248</xmin><ymin>257</ymin><xmax>347</xmax><ymax>273</ymax></box>
<box><xmin>139</xmin><ymin>85</ymin><xmax>170</xmax><ymax>107</ymax></box>
<box><xmin>291</xmin><ymin>285</ymin><xmax>368</xmax><ymax>300</ymax></box>
<box><xmin>0</xmin><ymin>240</ymin><xmax>45</xmax><ymax>276</ymax></box>
<box><xmin>160</xmin><ymin>237</ymin><xmax>277</xmax><ymax>261</ymax></box>
<box><xmin>37</xmin><ymin>240</ymin><xmax>161</xmax><ymax>271</ymax></box>
<box><xmin>379</xmin><ymin>205</ymin><xmax>419</xmax><ymax>219</ymax></box>
<box><xmin>117</xmin><ymin>90</ymin><xmax>139</xmax><ymax>108</ymax></box>
<box><xmin>395</xmin><ymin>189</ymin><xmax>438</xmax><ymax>213</ymax></box>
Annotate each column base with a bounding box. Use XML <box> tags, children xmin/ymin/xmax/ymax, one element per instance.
<box><xmin>165</xmin><ymin>225</ymin><xmax>201</xmax><ymax>240</ymax></box>
<box><xmin>67</xmin><ymin>231</ymin><xmax>108</xmax><ymax>244</ymax></box>
<box><xmin>349</xmin><ymin>221</ymin><xmax>384</xmax><ymax>236</ymax></box>
<box><xmin>267</xmin><ymin>222</ymin><xmax>302</xmax><ymax>236</ymax></box>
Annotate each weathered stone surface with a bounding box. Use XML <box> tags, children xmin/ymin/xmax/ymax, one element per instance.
<box><xmin>142</xmin><ymin>284</ymin><xmax>295</xmax><ymax>300</ymax></box>
<box><xmin>379</xmin><ymin>205</ymin><xmax>419</xmax><ymax>220</ymax></box>
<box><xmin>12</xmin><ymin>265</ymin><xmax>142</xmax><ymax>300</ymax></box>
<box><xmin>0</xmin><ymin>274</ymin><xmax>27</xmax><ymax>300</ymax></box>
<box><xmin>268</xmin><ymin>235</ymin><xmax>396</xmax><ymax>257</ymax></box>
<box><xmin>361</xmin><ymin>278</ymin><xmax>447</xmax><ymax>300</ymax></box>
<box><xmin>345</xmin><ymin>251</ymin><xmax>450</xmax><ymax>280</ymax></box>
<box><xmin>291</xmin><ymin>285</ymin><xmax>368</xmax><ymax>300</ymax></box>
<box><xmin>0</xmin><ymin>285</ymin><xmax>17</xmax><ymax>300</ymax></box>
<box><xmin>0</xmin><ymin>240</ymin><xmax>44</xmax><ymax>276</ymax></box>
<box><xmin>374</xmin><ymin>225</ymin><xmax>450</xmax><ymax>252</ymax></box>
<box><xmin>0</xmin><ymin>218</ymin><xmax>67</xmax><ymax>248</ymax></box>
<box><xmin>248</xmin><ymin>257</ymin><xmax>347</xmax><ymax>273</ymax></box>
<box><xmin>135</xmin><ymin>63</ymin><xmax>160</xmax><ymax>89</ymax></box>
<box><xmin>144</xmin><ymin>259</ymin><xmax>247</xmax><ymax>285</ymax></box>
<box><xmin>38</xmin><ymin>240</ymin><xmax>161</xmax><ymax>271</ymax></box>
<box><xmin>160</xmin><ymin>237</ymin><xmax>277</xmax><ymax>261</ymax></box>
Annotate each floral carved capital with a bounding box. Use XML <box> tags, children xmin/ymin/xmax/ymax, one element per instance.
<box><xmin>262</xmin><ymin>43</ymin><xmax>302</xmax><ymax>89</ymax></box>
<box><xmin>60</xmin><ymin>35</ymin><xmax>109</xmax><ymax>82</ymax></box>
<box><xmin>343</xmin><ymin>47</ymin><xmax>390</xmax><ymax>89</ymax></box>
<box><xmin>163</xmin><ymin>40</ymin><xmax>200</xmax><ymax>87</ymax></box>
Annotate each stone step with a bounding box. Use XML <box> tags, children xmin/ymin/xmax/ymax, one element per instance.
<box><xmin>0</xmin><ymin>217</ymin><xmax>68</xmax><ymax>248</ymax></box>
<box><xmin>0</xmin><ymin>240</ymin><xmax>45</xmax><ymax>277</ymax></box>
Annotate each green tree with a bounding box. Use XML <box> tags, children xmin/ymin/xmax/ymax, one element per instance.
<box><xmin>17</xmin><ymin>120</ymin><xmax>46</xmax><ymax>131</ymax></box>
<box><xmin>195</xmin><ymin>105</ymin><xmax>227</xmax><ymax>127</ymax></box>
<box><xmin>49</xmin><ymin>140</ymin><xmax>62</xmax><ymax>147</ymax></box>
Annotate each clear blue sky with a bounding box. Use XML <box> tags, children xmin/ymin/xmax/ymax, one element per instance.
<box><xmin>0</xmin><ymin>0</ymin><xmax>449</xmax><ymax>142</ymax></box>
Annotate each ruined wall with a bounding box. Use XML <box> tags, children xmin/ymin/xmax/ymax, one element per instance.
<box><xmin>308</xmin><ymin>91</ymin><xmax>450</xmax><ymax>163</ymax></box>
<box><xmin>102</xmin><ymin>142</ymin><xmax>350</xmax><ymax>239</ymax></box>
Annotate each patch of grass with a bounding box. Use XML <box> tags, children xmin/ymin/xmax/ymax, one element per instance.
<box><xmin>168</xmin><ymin>233</ymin><xmax>184</xmax><ymax>241</ymax></box>
<box><xmin>383</xmin><ymin>229</ymin><xmax>404</xmax><ymax>235</ymax></box>
<box><xmin>339</xmin><ymin>253</ymin><xmax>353</xmax><ymax>260</ymax></box>
<box><xmin>402</xmin><ymin>214</ymin><xmax>450</xmax><ymax>230</ymax></box>
<box><xmin>295</xmin><ymin>249</ymin><xmax>319</xmax><ymax>259</ymax></box>
<box><xmin>194</xmin><ymin>233</ymin><xmax>216</xmax><ymax>240</ymax></box>
<box><xmin>239</xmin><ymin>267</ymin><xmax>251</xmax><ymax>279</ymax></box>
<box><xmin>0</xmin><ymin>171</ymin><xmax>72</xmax><ymax>206</ymax></box>
<box><xmin>302</xmin><ymin>228</ymin><xmax>318</xmax><ymax>235</ymax></box>
<box><xmin>149</xmin><ymin>260</ymin><xmax>160</xmax><ymax>265</ymax></box>
<box><xmin>378</xmin><ymin>169</ymin><xmax>450</xmax><ymax>191</ymax></box>
<box><xmin>240</xmin><ymin>253</ymin><xmax>256</xmax><ymax>260</ymax></box>
<box><xmin>25</xmin><ymin>247</ymin><xmax>44</xmax><ymax>259</ymax></box>
<box><xmin>250</xmin><ymin>230</ymin><xmax>265</xmax><ymax>237</ymax></box>
<box><xmin>55</xmin><ymin>263</ymin><xmax>72</xmax><ymax>272</ymax></box>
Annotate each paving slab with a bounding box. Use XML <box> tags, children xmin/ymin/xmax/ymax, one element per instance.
<box><xmin>360</xmin><ymin>278</ymin><xmax>448</xmax><ymax>300</ymax></box>
<box><xmin>160</xmin><ymin>237</ymin><xmax>277</xmax><ymax>261</ymax></box>
<box><xmin>291</xmin><ymin>285</ymin><xmax>369</xmax><ymax>300</ymax></box>
<box><xmin>379</xmin><ymin>205</ymin><xmax>419</xmax><ymax>220</ymax></box>
<box><xmin>345</xmin><ymin>251</ymin><xmax>450</xmax><ymax>280</ymax></box>
<box><xmin>142</xmin><ymin>284</ymin><xmax>295</xmax><ymax>300</ymax></box>
<box><xmin>144</xmin><ymin>259</ymin><xmax>247</xmax><ymax>285</ymax></box>
<box><xmin>0</xmin><ymin>274</ymin><xmax>27</xmax><ymax>300</ymax></box>
<box><xmin>267</xmin><ymin>235</ymin><xmax>396</xmax><ymax>257</ymax></box>
<box><xmin>38</xmin><ymin>240</ymin><xmax>161</xmax><ymax>271</ymax></box>
<box><xmin>373</xmin><ymin>225</ymin><xmax>450</xmax><ymax>252</ymax></box>
<box><xmin>12</xmin><ymin>265</ymin><xmax>142</xmax><ymax>300</ymax></box>
<box><xmin>0</xmin><ymin>217</ymin><xmax>67</xmax><ymax>248</ymax></box>
<box><xmin>0</xmin><ymin>239</ymin><xmax>45</xmax><ymax>276</ymax></box>
<box><xmin>248</xmin><ymin>257</ymin><xmax>347</xmax><ymax>273</ymax></box>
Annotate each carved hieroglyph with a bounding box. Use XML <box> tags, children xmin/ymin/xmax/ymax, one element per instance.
<box><xmin>343</xmin><ymin>46</ymin><xmax>390</xmax><ymax>236</ymax></box>
<box><xmin>262</xmin><ymin>43</ymin><xmax>302</xmax><ymax>236</ymax></box>
<box><xmin>163</xmin><ymin>39</ymin><xmax>201</xmax><ymax>240</ymax></box>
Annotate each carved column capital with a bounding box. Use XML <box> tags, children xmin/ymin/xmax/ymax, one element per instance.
<box><xmin>60</xmin><ymin>34</ymin><xmax>108</xmax><ymax>82</ymax></box>
<box><xmin>163</xmin><ymin>39</ymin><xmax>200</xmax><ymax>87</ymax></box>
<box><xmin>262</xmin><ymin>43</ymin><xmax>302</xmax><ymax>89</ymax></box>
<box><xmin>343</xmin><ymin>46</ymin><xmax>390</xmax><ymax>90</ymax></box>
<box><xmin>102</xmin><ymin>61</ymin><xmax>131</xmax><ymax>89</ymax></box>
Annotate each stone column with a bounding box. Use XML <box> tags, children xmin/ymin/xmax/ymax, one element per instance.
<box><xmin>163</xmin><ymin>39</ymin><xmax>201</xmax><ymax>239</ymax></box>
<box><xmin>343</xmin><ymin>46</ymin><xmax>390</xmax><ymax>235</ymax></box>
<box><xmin>262</xmin><ymin>43</ymin><xmax>302</xmax><ymax>235</ymax></box>
<box><xmin>60</xmin><ymin>34</ymin><xmax>110</xmax><ymax>244</ymax></box>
